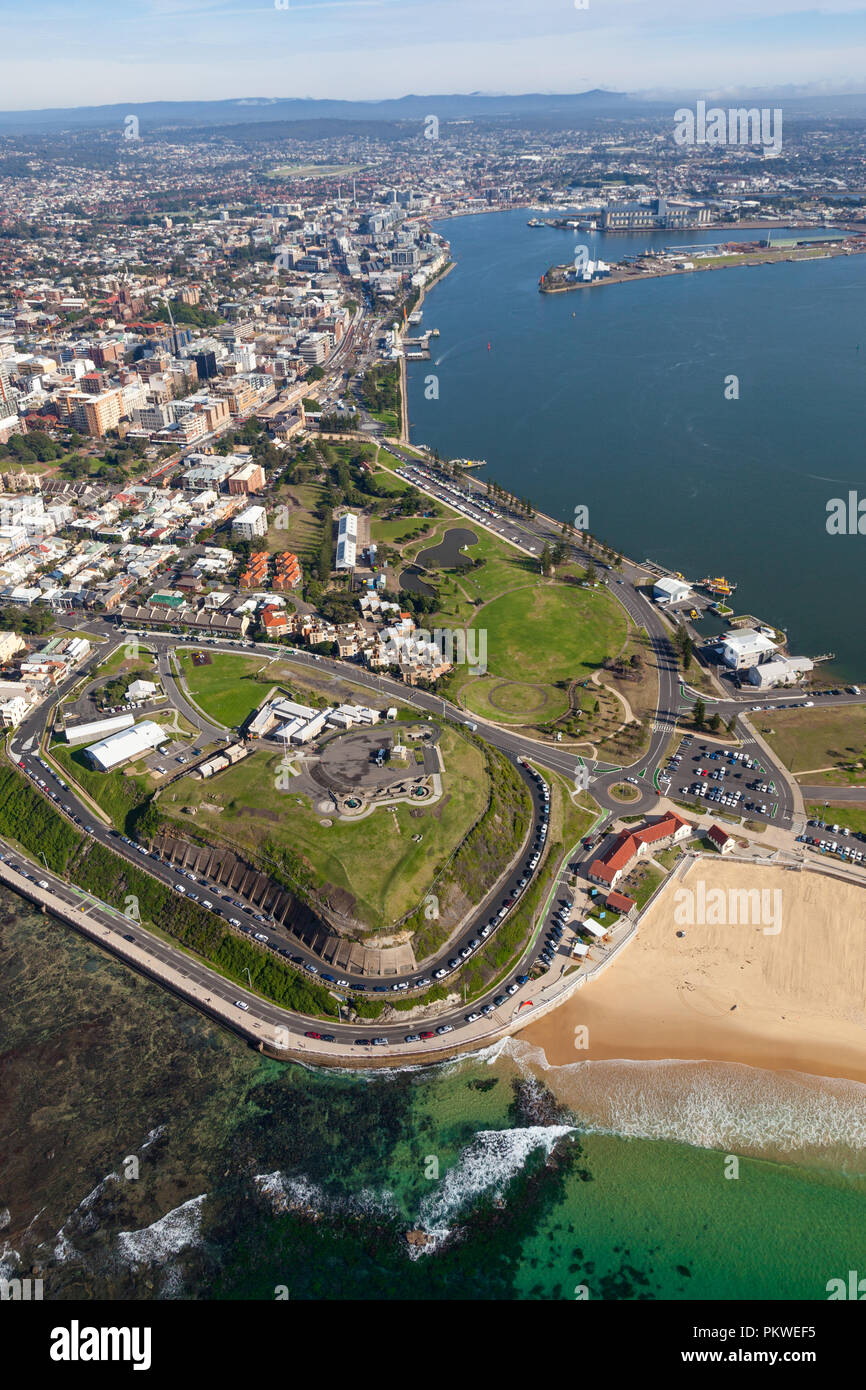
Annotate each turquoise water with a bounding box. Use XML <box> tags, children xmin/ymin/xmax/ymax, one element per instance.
<box><xmin>3</xmin><ymin>894</ymin><xmax>866</xmax><ymax>1301</ymax></box>
<box><xmin>407</xmin><ymin>210</ymin><xmax>866</xmax><ymax>680</ymax></box>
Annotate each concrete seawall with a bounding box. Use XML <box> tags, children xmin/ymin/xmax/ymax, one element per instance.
<box><xmin>0</xmin><ymin>857</ymin><xmax>292</xmax><ymax>1058</ymax></box>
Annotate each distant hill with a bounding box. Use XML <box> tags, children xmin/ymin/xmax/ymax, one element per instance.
<box><xmin>0</xmin><ymin>90</ymin><xmax>635</xmax><ymax>135</ymax></box>
<box><xmin>3</xmin><ymin>88</ymin><xmax>866</xmax><ymax>137</ymax></box>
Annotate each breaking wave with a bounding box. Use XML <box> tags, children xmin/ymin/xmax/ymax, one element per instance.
<box><xmin>116</xmin><ymin>1194</ymin><xmax>208</xmax><ymax>1266</ymax></box>
<box><xmin>413</xmin><ymin>1124</ymin><xmax>574</xmax><ymax>1256</ymax></box>
<box><xmin>494</xmin><ymin>1038</ymin><xmax>866</xmax><ymax>1171</ymax></box>
<box><xmin>253</xmin><ymin>1170</ymin><xmax>398</xmax><ymax>1221</ymax></box>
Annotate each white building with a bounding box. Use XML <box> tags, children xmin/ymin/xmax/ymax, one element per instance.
<box><xmin>0</xmin><ymin>694</ymin><xmax>31</xmax><ymax>727</ymax></box>
<box><xmin>64</xmin><ymin>712</ymin><xmax>135</xmax><ymax>744</ymax></box>
<box><xmin>653</xmin><ymin>576</ymin><xmax>692</xmax><ymax>606</ymax></box>
<box><xmin>291</xmin><ymin>709</ymin><xmax>332</xmax><ymax>744</ymax></box>
<box><xmin>232</xmin><ymin>505</ymin><xmax>268</xmax><ymax>541</ymax></box>
<box><xmin>272</xmin><ymin>698</ymin><xmax>317</xmax><ymax>722</ymax></box>
<box><xmin>126</xmin><ymin>679</ymin><xmax>158</xmax><ymax>701</ymax></box>
<box><xmin>718</xmin><ymin>629</ymin><xmax>779</xmax><ymax>670</ymax></box>
<box><xmin>84</xmin><ymin>719</ymin><xmax>165</xmax><ymax>771</ymax></box>
<box><xmin>336</xmin><ymin>513</ymin><xmax>358</xmax><ymax>570</ymax></box>
<box><xmin>747</xmin><ymin>656</ymin><xmax>814</xmax><ymax>688</ymax></box>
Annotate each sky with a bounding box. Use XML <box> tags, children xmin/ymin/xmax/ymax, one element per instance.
<box><xmin>3</xmin><ymin>0</ymin><xmax>866</xmax><ymax>111</ymax></box>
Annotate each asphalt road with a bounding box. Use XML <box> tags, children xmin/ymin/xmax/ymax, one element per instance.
<box><xmin>8</xmin><ymin>632</ymin><xmax>577</xmax><ymax>1044</ymax></box>
<box><xmin>9</xmin><ymin>438</ymin><xmax>866</xmax><ymax>1051</ymax></box>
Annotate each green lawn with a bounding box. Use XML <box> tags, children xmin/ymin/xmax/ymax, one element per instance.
<box><xmin>177</xmin><ymin>651</ymin><xmax>274</xmax><ymax>727</ymax></box>
<box><xmin>368</xmin><ymin>457</ymin><xmax>634</xmax><ymax>730</ymax></box>
<box><xmin>460</xmin><ymin>675</ymin><xmax>570</xmax><ymax>725</ymax></box>
<box><xmin>806</xmin><ymin>803</ymin><xmax>866</xmax><ymax>835</ymax></box>
<box><xmin>752</xmin><ymin>706</ymin><xmax>866</xmax><ymax>779</ymax></box>
<box><xmin>267</xmin><ymin>480</ymin><xmax>326</xmax><ymax>565</ymax></box>
<box><xmin>618</xmin><ymin>861</ymin><xmax>665</xmax><ymax>910</ymax></box>
<box><xmin>453</xmin><ymin>583</ymin><xmax>628</xmax><ymax>727</ymax></box>
<box><xmin>369</xmin><ymin>469</ymin><xmax>411</xmax><ymax>495</ymax></box>
<box><xmin>93</xmin><ymin>643</ymin><xmax>157</xmax><ymax>680</ymax></box>
<box><xmin>161</xmin><ymin>724</ymin><xmax>491</xmax><ymax>930</ymax></box>
<box><xmin>370</xmin><ymin>517</ymin><xmax>439</xmax><ymax>546</ymax></box>
<box><xmin>49</xmin><ymin>741</ymin><xmax>152</xmax><ymax>834</ymax></box>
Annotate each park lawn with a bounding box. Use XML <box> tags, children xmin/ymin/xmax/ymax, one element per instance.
<box><xmin>444</xmin><ymin>581</ymin><xmax>630</xmax><ymax>729</ymax></box>
<box><xmin>160</xmin><ymin>725</ymin><xmax>490</xmax><ymax>930</ymax></box>
<box><xmin>430</xmin><ymin>527</ymin><xmax>536</xmax><ymax>610</ymax></box>
<box><xmin>177</xmin><ymin>651</ymin><xmax>273</xmax><ymax>727</ymax></box>
<box><xmin>92</xmin><ymin>643</ymin><xmax>157</xmax><ymax>679</ymax></box>
<box><xmin>472</xmin><ymin>582</ymin><xmax>628</xmax><ymax>685</ymax></box>
<box><xmin>179</xmin><ymin>648</ymin><xmax>413</xmax><ymax>724</ymax></box>
<box><xmin>458</xmin><ymin>674</ymin><xmax>570</xmax><ymax>725</ymax></box>
<box><xmin>371</xmin><ymin>517</ymin><xmax>440</xmax><ymax>546</ymax></box>
<box><xmin>751</xmin><ymin>705</ymin><xmax>866</xmax><ymax>777</ymax></box>
<box><xmin>369</xmin><ymin>468</ymin><xmax>411</xmax><ymax>494</ymax></box>
<box><xmin>372</xmin><ymin>409</ymin><xmax>400</xmax><ymax>434</ymax></box>
<box><xmin>266</xmin><ymin>479</ymin><xmax>326</xmax><ymax>565</ymax></box>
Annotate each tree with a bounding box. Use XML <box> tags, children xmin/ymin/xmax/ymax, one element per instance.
<box><xmin>693</xmin><ymin>697</ymin><xmax>706</xmax><ymax>729</ymax></box>
<box><xmin>726</xmin><ymin>715</ymin><xmax>737</xmax><ymax>736</ymax></box>
<box><xmin>708</xmin><ymin>712</ymin><xmax>722</xmax><ymax>733</ymax></box>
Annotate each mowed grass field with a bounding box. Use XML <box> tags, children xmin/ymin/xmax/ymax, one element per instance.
<box><xmin>162</xmin><ymin>725</ymin><xmax>489</xmax><ymax>929</ymax></box>
<box><xmin>454</xmin><ymin>583</ymin><xmax>629</xmax><ymax>726</ymax></box>
<box><xmin>177</xmin><ymin>651</ymin><xmax>274</xmax><ymax>728</ymax></box>
<box><xmin>476</xmin><ymin>584</ymin><xmax>627</xmax><ymax>683</ymax></box>
<box><xmin>752</xmin><ymin>705</ymin><xmax>866</xmax><ymax>779</ymax></box>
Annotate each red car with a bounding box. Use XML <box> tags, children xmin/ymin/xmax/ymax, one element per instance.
<box><xmin>305</xmin><ymin>1030</ymin><xmax>321</xmax><ymax>1040</ymax></box>
<box><xmin>419</xmin><ymin>1030</ymin><xmax>435</xmax><ymax>1040</ymax></box>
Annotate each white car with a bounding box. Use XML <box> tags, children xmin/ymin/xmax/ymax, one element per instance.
<box><xmin>234</xmin><ymin>1000</ymin><xmax>249</xmax><ymax>1011</ymax></box>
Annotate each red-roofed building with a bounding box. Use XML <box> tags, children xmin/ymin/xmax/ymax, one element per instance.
<box><xmin>606</xmin><ymin>890</ymin><xmax>636</xmax><ymax>914</ymax></box>
<box><xmin>707</xmin><ymin>823</ymin><xmax>735</xmax><ymax>854</ymax></box>
<box><xmin>588</xmin><ymin>812</ymin><xmax>692</xmax><ymax>889</ymax></box>
<box><xmin>260</xmin><ymin>605</ymin><xmax>288</xmax><ymax>637</ymax></box>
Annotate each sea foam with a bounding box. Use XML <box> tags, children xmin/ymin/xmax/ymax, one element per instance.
<box><xmin>498</xmin><ymin>1038</ymin><xmax>866</xmax><ymax>1171</ymax></box>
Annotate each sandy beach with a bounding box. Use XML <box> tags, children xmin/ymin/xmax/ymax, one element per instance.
<box><xmin>519</xmin><ymin>859</ymin><xmax>866</xmax><ymax>1084</ymax></box>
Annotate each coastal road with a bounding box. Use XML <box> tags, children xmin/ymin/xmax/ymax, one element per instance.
<box><xmin>7</xmin><ymin>636</ymin><xmax>570</xmax><ymax>1025</ymax></box>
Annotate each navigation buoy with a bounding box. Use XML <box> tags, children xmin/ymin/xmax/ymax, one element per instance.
<box><xmin>487</xmin><ymin>342</ymin><xmax>491</xmax><ymax>351</ymax></box>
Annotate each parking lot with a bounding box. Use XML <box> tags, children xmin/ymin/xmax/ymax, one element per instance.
<box><xmin>142</xmin><ymin>736</ymin><xmax>204</xmax><ymax>778</ymax></box>
<box><xmin>660</xmin><ymin>733</ymin><xmax>780</xmax><ymax>824</ymax></box>
<box><xmin>800</xmin><ymin>818</ymin><xmax>866</xmax><ymax>864</ymax></box>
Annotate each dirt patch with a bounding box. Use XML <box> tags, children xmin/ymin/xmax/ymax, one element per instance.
<box><xmin>240</xmin><ymin>805</ymin><xmax>280</xmax><ymax>823</ymax></box>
